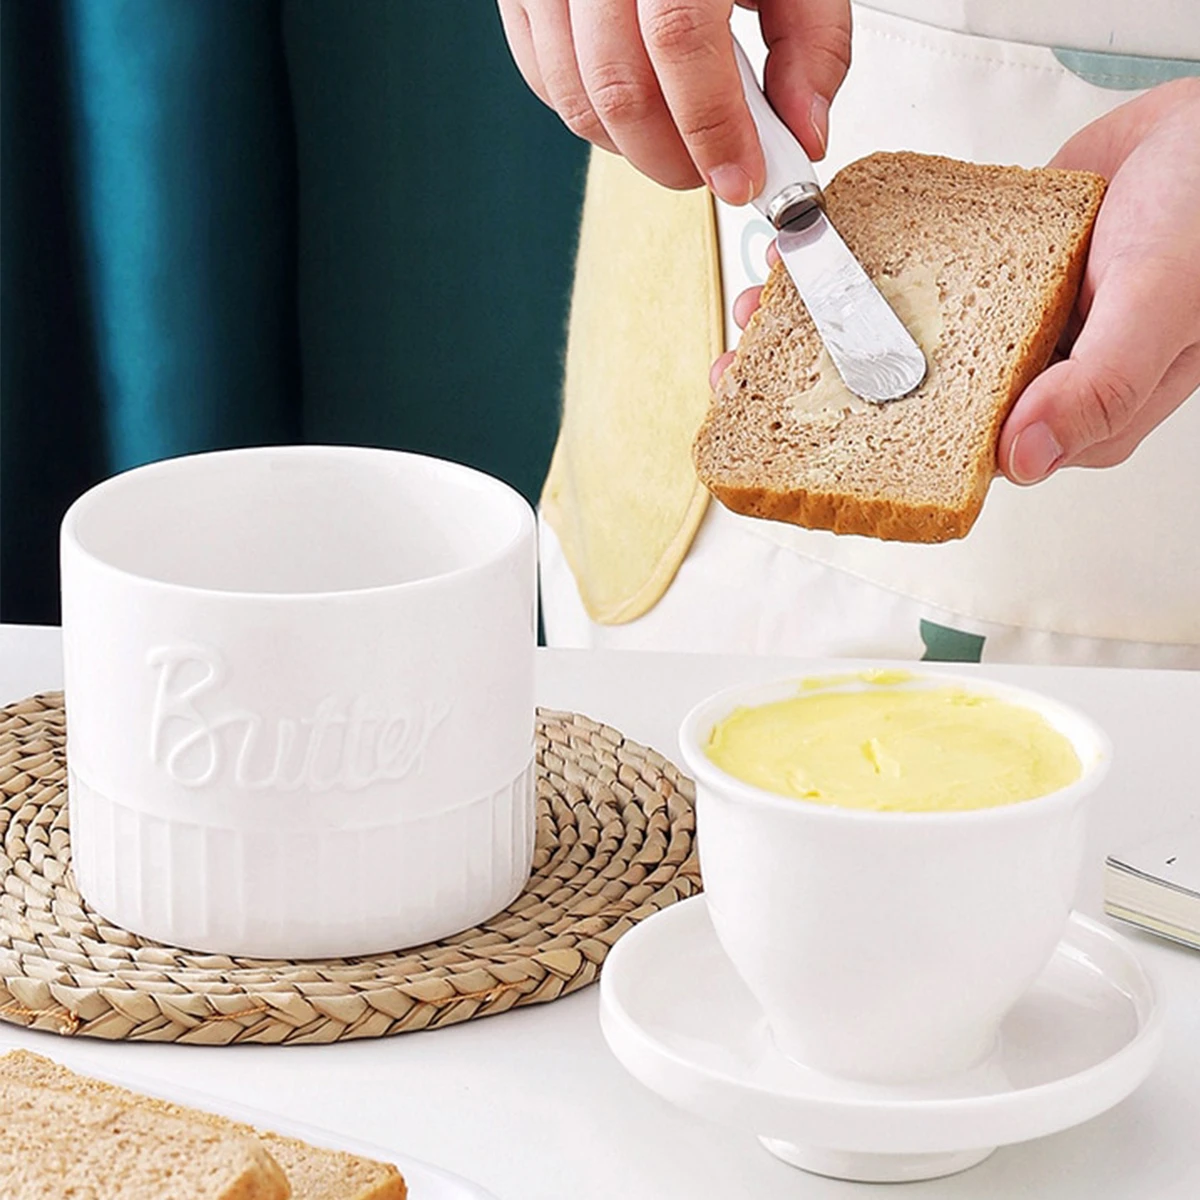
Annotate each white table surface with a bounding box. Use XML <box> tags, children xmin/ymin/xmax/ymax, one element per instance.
<box><xmin>1</xmin><ymin>624</ymin><xmax>1197</xmax><ymax>1199</ymax></box>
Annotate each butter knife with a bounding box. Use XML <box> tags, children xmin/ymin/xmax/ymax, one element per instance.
<box><xmin>732</xmin><ymin>39</ymin><xmax>926</xmax><ymax>403</ymax></box>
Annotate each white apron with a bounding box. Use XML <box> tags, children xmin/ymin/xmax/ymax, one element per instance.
<box><xmin>541</xmin><ymin>1</ymin><xmax>1200</xmax><ymax>667</ymax></box>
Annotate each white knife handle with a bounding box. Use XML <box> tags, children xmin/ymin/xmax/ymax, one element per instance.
<box><xmin>732</xmin><ymin>37</ymin><xmax>822</xmax><ymax>229</ymax></box>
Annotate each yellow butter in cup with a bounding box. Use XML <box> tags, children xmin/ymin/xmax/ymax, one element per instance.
<box><xmin>705</xmin><ymin>681</ymin><xmax>1081</xmax><ymax>812</ymax></box>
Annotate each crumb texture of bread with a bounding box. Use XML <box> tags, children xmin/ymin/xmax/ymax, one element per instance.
<box><xmin>693</xmin><ymin>152</ymin><xmax>1105</xmax><ymax>542</ymax></box>
<box><xmin>0</xmin><ymin>1051</ymin><xmax>405</xmax><ymax>1200</ymax></box>
<box><xmin>0</xmin><ymin>1071</ymin><xmax>289</xmax><ymax>1200</ymax></box>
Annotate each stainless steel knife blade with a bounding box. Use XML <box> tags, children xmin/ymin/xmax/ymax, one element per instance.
<box><xmin>777</xmin><ymin>211</ymin><xmax>928</xmax><ymax>403</ymax></box>
<box><xmin>733</xmin><ymin>38</ymin><xmax>926</xmax><ymax>403</ymax></box>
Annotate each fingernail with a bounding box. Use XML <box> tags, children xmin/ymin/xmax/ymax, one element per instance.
<box><xmin>708</xmin><ymin>163</ymin><xmax>755</xmax><ymax>206</ymax></box>
<box><xmin>1009</xmin><ymin>422</ymin><xmax>1064</xmax><ymax>484</ymax></box>
<box><xmin>809</xmin><ymin>94</ymin><xmax>830</xmax><ymax>158</ymax></box>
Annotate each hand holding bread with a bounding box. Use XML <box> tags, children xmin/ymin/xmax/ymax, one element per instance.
<box><xmin>998</xmin><ymin>78</ymin><xmax>1200</xmax><ymax>483</ymax></box>
<box><xmin>696</xmin><ymin>151</ymin><xmax>1106</xmax><ymax>542</ymax></box>
<box><xmin>706</xmin><ymin>80</ymin><xmax>1200</xmax><ymax>542</ymax></box>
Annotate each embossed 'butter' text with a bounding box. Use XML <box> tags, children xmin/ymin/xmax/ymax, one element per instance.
<box><xmin>147</xmin><ymin>645</ymin><xmax>451</xmax><ymax>791</ymax></box>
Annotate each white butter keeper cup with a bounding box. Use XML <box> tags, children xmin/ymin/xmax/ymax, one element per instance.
<box><xmin>60</xmin><ymin>446</ymin><xmax>537</xmax><ymax>959</ymax></box>
<box><xmin>678</xmin><ymin>671</ymin><xmax>1111</xmax><ymax>1085</ymax></box>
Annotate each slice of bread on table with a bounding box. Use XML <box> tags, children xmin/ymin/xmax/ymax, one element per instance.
<box><xmin>0</xmin><ymin>1050</ymin><xmax>406</xmax><ymax>1200</ymax></box>
<box><xmin>693</xmin><ymin>151</ymin><xmax>1105</xmax><ymax>542</ymax></box>
<box><xmin>1</xmin><ymin>1070</ymin><xmax>290</xmax><ymax>1200</ymax></box>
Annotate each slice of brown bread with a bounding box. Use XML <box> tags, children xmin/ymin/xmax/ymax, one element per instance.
<box><xmin>0</xmin><ymin>1073</ymin><xmax>290</xmax><ymax>1200</ymax></box>
<box><xmin>693</xmin><ymin>151</ymin><xmax>1106</xmax><ymax>542</ymax></box>
<box><xmin>0</xmin><ymin>1051</ymin><xmax>406</xmax><ymax>1200</ymax></box>
<box><xmin>254</xmin><ymin>1133</ymin><xmax>405</xmax><ymax>1200</ymax></box>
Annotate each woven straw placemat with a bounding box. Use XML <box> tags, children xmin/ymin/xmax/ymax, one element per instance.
<box><xmin>0</xmin><ymin>693</ymin><xmax>699</xmax><ymax>1045</ymax></box>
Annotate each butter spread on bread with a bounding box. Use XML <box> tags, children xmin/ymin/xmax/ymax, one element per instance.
<box><xmin>694</xmin><ymin>151</ymin><xmax>1105</xmax><ymax>543</ymax></box>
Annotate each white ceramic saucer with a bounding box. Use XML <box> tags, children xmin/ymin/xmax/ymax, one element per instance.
<box><xmin>599</xmin><ymin>895</ymin><xmax>1163</xmax><ymax>1183</ymax></box>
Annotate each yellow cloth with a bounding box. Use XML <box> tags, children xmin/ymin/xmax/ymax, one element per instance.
<box><xmin>540</xmin><ymin>151</ymin><xmax>723</xmax><ymax>624</ymax></box>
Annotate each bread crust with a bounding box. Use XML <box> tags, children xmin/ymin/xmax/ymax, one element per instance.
<box><xmin>693</xmin><ymin>151</ymin><xmax>1105</xmax><ymax>543</ymax></box>
<box><xmin>224</xmin><ymin>1151</ymin><xmax>293</xmax><ymax>1200</ymax></box>
<box><xmin>701</xmin><ymin>480</ymin><xmax>978</xmax><ymax>542</ymax></box>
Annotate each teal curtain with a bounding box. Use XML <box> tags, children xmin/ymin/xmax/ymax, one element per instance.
<box><xmin>1</xmin><ymin>0</ymin><xmax>587</xmax><ymax>623</ymax></box>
